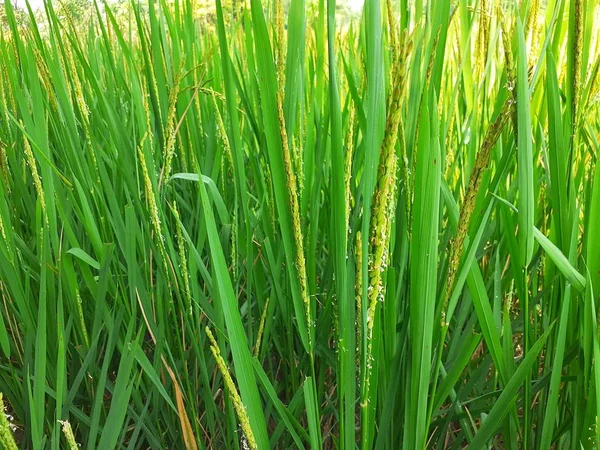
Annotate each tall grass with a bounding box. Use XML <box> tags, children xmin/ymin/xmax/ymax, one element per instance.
<box><xmin>1</xmin><ymin>0</ymin><xmax>600</xmax><ymax>448</ymax></box>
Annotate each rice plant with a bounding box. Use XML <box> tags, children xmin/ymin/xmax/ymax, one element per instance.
<box><xmin>1</xmin><ymin>0</ymin><xmax>600</xmax><ymax>448</ymax></box>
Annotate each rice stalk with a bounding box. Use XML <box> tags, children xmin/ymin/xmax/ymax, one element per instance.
<box><xmin>264</xmin><ymin>164</ymin><xmax>277</xmax><ymax>235</ymax></box>
<box><xmin>410</xmin><ymin>28</ymin><xmax>439</xmax><ymax>209</ymax></box>
<box><xmin>344</xmin><ymin>104</ymin><xmax>355</xmax><ymax>229</ymax></box>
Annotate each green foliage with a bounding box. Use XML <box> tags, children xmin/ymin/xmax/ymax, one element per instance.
<box><xmin>1</xmin><ymin>0</ymin><xmax>600</xmax><ymax>449</ymax></box>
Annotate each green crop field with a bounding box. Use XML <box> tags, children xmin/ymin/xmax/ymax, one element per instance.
<box><xmin>0</xmin><ymin>0</ymin><xmax>599</xmax><ymax>448</ymax></box>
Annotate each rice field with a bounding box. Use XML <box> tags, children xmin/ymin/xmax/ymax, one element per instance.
<box><xmin>1</xmin><ymin>0</ymin><xmax>600</xmax><ymax>448</ymax></box>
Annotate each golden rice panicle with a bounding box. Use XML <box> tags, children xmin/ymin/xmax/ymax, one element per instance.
<box><xmin>498</xmin><ymin>9</ymin><xmax>515</xmax><ymax>84</ymax></box>
<box><xmin>498</xmin><ymin>9</ymin><xmax>518</xmax><ymax>141</ymax></box>
<box><xmin>137</xmin><ymin>135</ymin><xmax>163</xmax><ymax>247</ymax></box>
<box><xmin>275</xmin><ymin>0</ymin><xmax>286</xmax><ymax>97</ymax></box>
<box><xmin>172</xmin><ymin>201</ymin><xmax>192</xmax><ymax>315</ymax></box>
<box><xmin>0</xmin><ymin>140</ymin><xmax>10</xmax><ymax>193</ymax></box>
<box><xmin>444</xmin><ymin>107</ymin><xmax>457</xmax><ymax>176</ymax></box>
<box><xmin>292</xmin><ymin>136</ymin><xmax>304</xmax><ymax>204</ymax></box>
<box><xmin>385</xmin><ymin>0</ymin><xmax>397</xmax><ymax>53</ymax></box>
<box><xmin>144</xmin><ymin>49</ymin><xmax>162</xmax><ymax>125</ymax></box>
<box><xmin>573</xmin><ymin>0</ymin><xmax>584</xmax><ymax>129</ymax></box>
<box><xmin>0</xmin><ymin>63</ymin><xmax>15</xmax><ymax>125</ymax></box>
<box><xmin>64</xmin><ymin>43</ymin><xmax>89</xmax><ymax>123</ymax></box>
<box><xmin>212</xmin><ymin>91</ymin><xmax>234</xmax><ymax>183</ymax></box>
<box><xmin>254</xmin><ymin>297</ymin><xmax>270</xmax><ymax>357</ymax></box>
<box><xmin>58</xmin><ymin>37</ymin><xmax>73</xmax><ymax>102</ymax></box>
<box><xmin>0</xmin><ymin>393</ymin><xmax>18</xmax><ymax>450</ymax></box>
<box><xmin>482</xmin><ymin>0</ymin><xmax>490</xmax><ymax>69</ymax></box>
<box><xmin>211</xmin><ymin>90</ymin><xmax>238</xmax><ymax>282</ymax></box>
<box><xmin>442</xmin><ymin>101</ymin><xmax>511</xmax><ymax>324</ymax></box>
<box><xmin>205</xmin><ymin>327</ymin><xmax>257</xmax><ymax>450</ymax></box>
<box><xmin>58</xmin><ymin>420</ymin><xmax>79</xmax><ymax>450</ymax></box>
<box><xmin>142</xmin><ymin>91</ymin><xmax>155</xmax><ymax>147</ymax></box>
<box><xmin>137</xmin><ymin>135</ymin><xmax>169</xmax><ymax>279</ymax></box>
<box><xmin>355</xmin><ymin>230</ymin><xmax>363</xmax><ymax>350</ymax></box>
<box><xmin>396</xmin><ymin>31</ymin><xmax>412</xmax><ymax>227</ymax></box>
<box><xmin>363</xmin><ymin>22</ymin><xmax>409</xmax><ymax>408</ymax></box>
<box><xmin>367</xmin><ymin>27</ymin><xmax>411</xmax><ymax>314</ymax></box>
<box><xmin>0</xmin><ymin>214</ymin><xmax>6</xmax><ymax>245</ymax></box>
<box><xmin>63</xmin><ymin>43</ymin><xmax>98</xmax><ymax>177</ymax></box>
<box><xmin>476</xmin><ymin>0</ymin><xmax>489</xmax><ymax>76</ymax></box>
<box><xmin>75</xmin><ymin>288</ymin><xmax>90</xmax><ymax>348</ymax></box>
<box><xmin>231</xmin><ymin>208</ymin><xmax>238</xmax><ymax>282</ymax></box>
<box><xmin>526</xmin><ymin>0</ymin><xmax>541</xmax><ymax>62</ymax></box>
<box><xmin>162</xmin><ymin>58</ymin><xmax>186</xmax><ymax>183</ymax></box>
<box><xmin>274</xmin><ymin>0</ymin><xmax>311</xmax><ymax>349</ymax></box>
<box><xmin>33</xmin><ymin>47</ymin><xmax>57</xmax><ymax>112</ymax></box>
<box><xmin>21</xmin><ymin>123</ymin><xmax>47</xmax><ymax>224</ymax></box>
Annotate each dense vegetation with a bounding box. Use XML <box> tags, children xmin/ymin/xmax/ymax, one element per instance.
<box><xmin>1</xmin><ymin>0</ymin><xmax>600</xmax><ymax>448</ymax></box>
